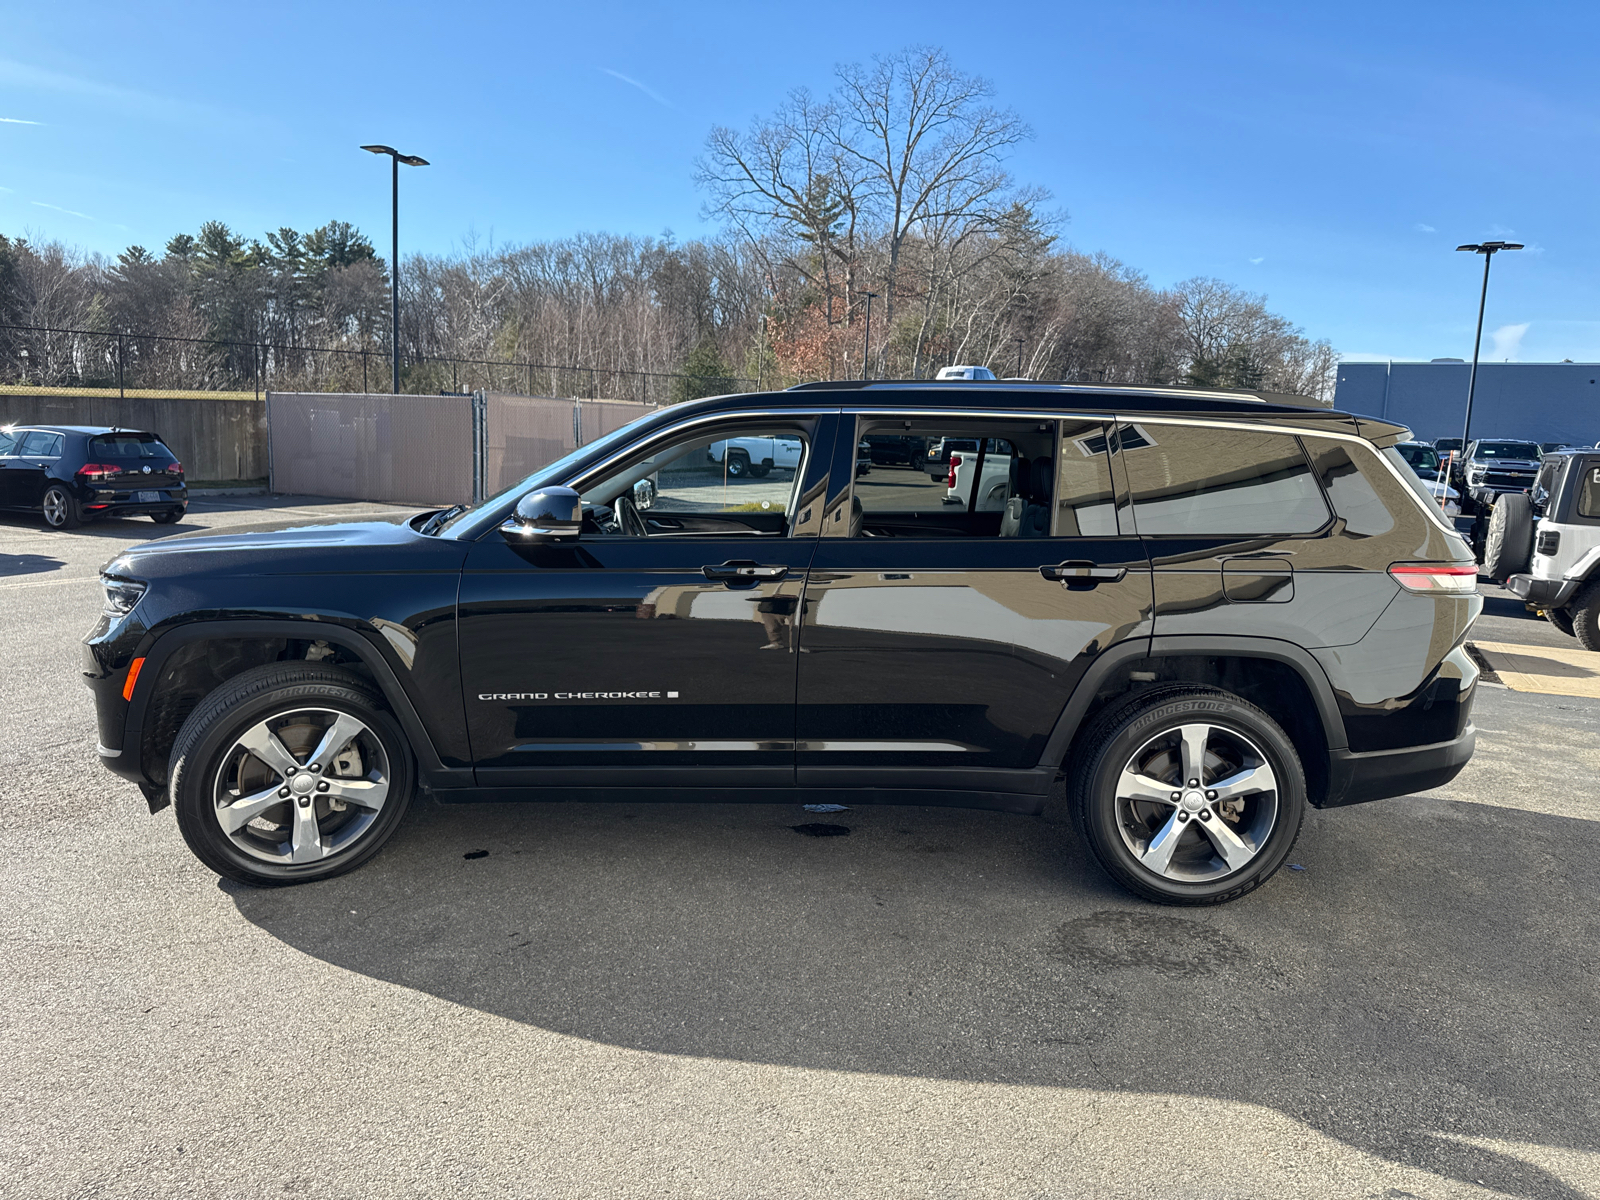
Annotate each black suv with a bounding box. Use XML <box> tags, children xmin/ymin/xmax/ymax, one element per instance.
<box><xmin>85</xmin><ymin>384</ymin><xmax>1481</xmax><ymax>905</ymax></box>
<box><xmin>1</xmin><ymin>424</ymin><xmax>187</xmax><ymax>528</ymax></box>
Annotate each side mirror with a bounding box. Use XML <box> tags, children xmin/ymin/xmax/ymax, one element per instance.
<box><xmin>504</xmin><ymin>487</ymin><xmax>582</xmax><ymax>541</ymax></box>
<box><xmin>632</xmin><ymin>477</ymin><xmax>656</xmax><ymax>511</ymax></box>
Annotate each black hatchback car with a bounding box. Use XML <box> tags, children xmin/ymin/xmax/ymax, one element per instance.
<box><xmin>84</xmin><ymin>382</ymin><xmax>1480</xmax><ymax>905</ymax></box>
<box><xmin>1</xmin><ymin>424</ymin><xmax>187</xmax><ymax>528</ymax></box>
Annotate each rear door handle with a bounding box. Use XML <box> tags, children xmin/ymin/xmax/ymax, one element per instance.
<box><xmin>1041</xmin><ymin>561</ymin><xmax>1127</xmax><ymax>584</ymax></box>
<box><xmin>703</xmin><ymin>560</ymin><xmax>789</xmax><ymax>584</ymax></box>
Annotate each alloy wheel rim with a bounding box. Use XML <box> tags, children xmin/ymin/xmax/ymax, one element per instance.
<box><xmin>43</xmin><ymin>489</ymin><xmax>67</xmax><ymax>526</ymax></box>
<box><xmin>211</xmin><ymin>707</ymin><xmax>391</xmax><ymax>865</ymax></box>
<box><xmin>1114</xmin><ymin>722</ymin><xmax>1278</xmax><ymax>882</ymax></box>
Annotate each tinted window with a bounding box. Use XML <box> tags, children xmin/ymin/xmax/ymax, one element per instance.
<box><xmin>1578</xmin><ymin>465</ymin><xmax>1600</xmax><ymax>520</ymax></box>
<box><xmin>1305</xmin><ymin>441</ymin><xmax>1395</xmax><ymax>537</ymax></box>
<box><xmin>1119</xmin><ymin>425</ymin><xmax>1329</xmax><ymax>536</ymax></box>
<box><xmin>1056</xmin><ymin>420</ymin><xmax>1119</xmax><ymax>536</ymax></box>
<box><xmin>90</xmin><ymin>433</ymin><xmax>168</xmax><ymax>458</ymax></box>
<box><xmin>0</xmin><ymin>429</ymin><xmax>18</xmax><ymax>455</ymax></box>
<box><xmin>19</xmin><ymin>431</ymin><xmax>64</xmax><ymax>457</ymax></box>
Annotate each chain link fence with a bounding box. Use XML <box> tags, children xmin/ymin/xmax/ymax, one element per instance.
<box><xmin>0</xmin><ymin>322</ymin><xmax>753</xmax><ymax>403</ymax></box>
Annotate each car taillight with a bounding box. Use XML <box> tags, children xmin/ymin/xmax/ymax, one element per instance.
<box><xmin>167</xmin><ymin>461</ymin><xmax>183</xmax><ymax>475</ymax></box>
<box><xmin>1389</xmin><ymin>563</ymin><xmax>1478</xmax><ymax>594</ymax></box>
<box><xmin>76</xmin><ymin>463</ymin><xmax>123</xmax><ymax>484</ymax></box>
<box><xmin>948</xmin><ymin>455</ymin><xmax>962</xmax><ymax>488</ymax></box>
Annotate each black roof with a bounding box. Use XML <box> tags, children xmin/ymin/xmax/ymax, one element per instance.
<box><xmin>781</xmin><ymin>379</ymin><xmax>1329</xmax><ymax>414</ymax></box>
<box><xmin>1</xmin><ymin>423</ymin><xmax>152</xmax><ymax>436</ymax></box>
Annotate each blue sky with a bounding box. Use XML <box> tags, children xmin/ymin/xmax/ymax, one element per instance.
<box><xmin>2</xmin><ymin>0</ymin><xmax>1597</xmax><ymax>363</ymax></box>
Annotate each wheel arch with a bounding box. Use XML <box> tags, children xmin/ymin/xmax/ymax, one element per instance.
<box><xmin>127</xmin><ymin>619</ymin><xmax>454</xmax><ymax>795</ymax></box>
<box><xmin>1042</xmin><ymin>635</ymin><xmax>1347</xmax><ymax>808</ymax></box>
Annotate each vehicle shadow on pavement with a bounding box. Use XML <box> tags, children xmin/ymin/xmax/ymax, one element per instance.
<box><xmin>0</xmin><ymin>513</ymin><xmax>206</xmax><ymax>539</ymax></box>
<box><xmin>0</xmin><ymin>552</ymin><xmax>65</xmax><ymax>577</ymax></box>
<box><xmin>227</xmin><ymin>796</ymin><xmax>1600</xmax><ymax>1199</ymax></box>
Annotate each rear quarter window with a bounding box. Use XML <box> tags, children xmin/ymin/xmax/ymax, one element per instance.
<box><xmin>1577</xmin><ymin>464</ymin><xmax>1600</xmax><ymax>519</ymax></box>
<box><xmin>1305</xmin><ymin>443</ymin><xmax>1395</xmax><ymax>537</ymax></box>
<box><xmin>1118</xmin><ymin>425</ymin><xmax>1329</xmax><ymax>536</ymax></box>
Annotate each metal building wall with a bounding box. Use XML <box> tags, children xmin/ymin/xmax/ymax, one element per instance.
<box><xmin>1334</xmin><ymin>361</ymin><xmax>1600</xmax><ymax>445</ymax></box>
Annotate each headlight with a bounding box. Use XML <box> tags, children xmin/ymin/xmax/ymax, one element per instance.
<box><xmin>101</xmin><ymin>575</ymin><xmax>147</xmax><ymax>616</ymax></box>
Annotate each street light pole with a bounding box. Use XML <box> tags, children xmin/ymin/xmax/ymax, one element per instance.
<box><xmin>361</xmin><ymin>144</ymin><xmax>430</xmax><ymax>394</ymax></box>
<box><xmin>1455</xmin><ymin>240</ymin><xmax>1523</xmax><ymax>454</ymax></box>
<box><xmin>861</xmin><ymin>291</ymin><xmax>879</xmax><ymax>381</ymax></box>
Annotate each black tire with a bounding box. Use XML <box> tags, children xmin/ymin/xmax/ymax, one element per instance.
<box><xmin>1482</xmin><ymin>493</ymin><xmax>1533</xmax><ymax>581</ymax></box>
<box><xmin>726</xmin><ymin>452</ymin><xmax>749</xmax><ymax>479</ymax></box>
<box><xmin>750</xmin><ymin>462</ymin><xmax>771</xmax><ymax>478</ymax></box>
<box><xmin>1070</xmin><ymin>686</ymin><xmax>1306</xmax><ymax>905</ymax></box>
<box><xmin>152</xmin><ymin>507</ymin><xmax>185</xmax><ymax>524</ymax></box>
<box><xmin>1570</xmin><ymin>579</ymin><xmax>1600</xmax><ymax>652</ymax></box>
<box><xmin>40</xmin><ymin>484</ymin><xmax>81</xmax><ymax>529</ymax></box>
<box><xmin>909</xmin><ymin>454</ymin><xmax>925</xmax><ymax>472</ymax></box>
<box><xmin>168</xmin><ymin>663</ymin><xmax>415</xmax><ymax>886</ymax></box>
<box><xmin>1547</xmin><ymin>606</ymin><xmax>1576</xmax><ymax>637</ymax></box>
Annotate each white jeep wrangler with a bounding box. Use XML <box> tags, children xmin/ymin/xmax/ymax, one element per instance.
<box><xmin>1493</xmin><ymin>450</ymin><xmax>1600</xmax><ymax>647</ymax></box>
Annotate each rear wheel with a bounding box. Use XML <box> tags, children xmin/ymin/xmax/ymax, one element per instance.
<box><xmin>41</xmin><ymin>484</ymin><xmax>81</xmax><ymax>529</ymax></box>
<box><xmin>1071</xmin><ymin>687</ymin><xmax>1305</xmax><ymax>905</ymax></box>
<box><xmin>1569</xmin><ymin>579</ymin><xmax>1600</xmax><ymax>652</ymax></box>
<box><xmin>725</xmin><ymin>451</ymin><xmax>750</xmax><ymax>479</ymax></box>
<box><xmin>1547</xmin><ymin>606</ymin><xmax>1575</xmax><ymax>637</ymax></box>
<box><xmin>168</xmin><ymin>663</ymin><xmax>414</xmax><ymax>886</ymax></box>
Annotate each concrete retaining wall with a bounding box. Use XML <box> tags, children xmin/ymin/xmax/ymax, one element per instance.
<box><xmin>0</xmin><ymin>393</ymin><xmax>267</xmax><ymax>482</ymax></box>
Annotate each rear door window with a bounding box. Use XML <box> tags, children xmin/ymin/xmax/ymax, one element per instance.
<box><xmin>1118</xmin><ymin>424</ymin><xmax>1329</xmax><ymax>536</ymax></box>
<box><xmin>19</xmin><ymin>431</ymin><xmax>64</xmax><ymax>457</ymax></box>
<box><xmin>0</xmin><ymin>429</ymin><xmax>19</xmax><ymax>455</ymax></box>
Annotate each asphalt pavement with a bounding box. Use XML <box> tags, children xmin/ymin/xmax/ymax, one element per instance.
<box><xmin>1</xmin><ymin>498</ymin><xmax>1597</xmax><ymax>1200</ymax></box>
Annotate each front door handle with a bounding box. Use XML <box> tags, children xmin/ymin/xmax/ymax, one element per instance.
<box><xmin>703</xmin><ymin>560</ymin><xmax>789</xmax><ymax>584</ymax></box>
<box><xmin>1041</xmin><ymin>561</ymin><xmax>1127</xmax><ymax>584</ymax></box>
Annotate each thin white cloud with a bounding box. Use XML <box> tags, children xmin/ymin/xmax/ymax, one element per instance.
<box><xmin>602</xmin><ymin>68</ymin><xmax>670</xmax><ymax>107</ymax></box>
<box><xmin>31</xmin><ymin>200</ymin><xmax>93</xmax><ymax>220</ymax></box>
<box><xmin>1415</xmin><ymin>223</ymin><xmax>1436</xmax><ymax>233</ymax></box>
<box><xmin>1490</xmin><ymin>322</ymin><xmax>1530</xmax><ymax>360</ymax></box>
<box><xmin>1248</xmin><ymin>256</ymin><xmax>1264</xmax><ymax>264</ymax></box>
<box><xmin>0</xmin><ymin>116</ymin><xmax>43</xmax><ymax>125</ymax></box>
<box><xmin>1486</xmin><ymin>223</ymin><xmax>1517</xmax><ymax>237</ymax></box>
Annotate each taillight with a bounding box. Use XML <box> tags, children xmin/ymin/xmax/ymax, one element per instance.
<box><xmin>1537</xmin><ymin>530</ymin><xmax>1560</xmax><ymax>556</ymax></box>
<box><xmin>948</xmin><ymin>454</ymin><xmax>962</xmax><ymax>488</ymax></box>
<box><xmin>1389</xmin><ymin>563</ymin><xmax>1478</xmax><ymax>594</ymax></box>
<box><xmin>76</xmin><ymin>463</ymin><xmax>123</xmax><ymax>484</ymax></box>
<box><xmin>167</xmin><ymin>461</ymin><xmax>183</xmax><ymax>475</ymax></box>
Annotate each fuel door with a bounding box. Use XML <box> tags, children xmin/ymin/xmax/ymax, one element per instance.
<box><xmin>1221</xmin><ymin>556</ymin><xmax>1294</xmax><ymax>603</ymax></box>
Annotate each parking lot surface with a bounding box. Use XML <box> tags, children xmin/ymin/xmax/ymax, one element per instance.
<box><xmin>2</xmin><ymin>498</ymin><xmax>1598</xmax><ymax>1199</ymax></box>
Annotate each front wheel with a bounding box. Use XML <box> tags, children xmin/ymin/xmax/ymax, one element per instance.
<box><xmin>1070</xmin><ymin>687</ymin><xmax>1305</xmax><ymax>905</ymax></box>
<box><xmin>168</xmin><ymin>663</ymin><xmax>415</xmax><ymax>886</ymax></box>
<box><xmin>41</xmin><ymin>484</ymin><xmax>81</xmax><ymax>529</ymax></box>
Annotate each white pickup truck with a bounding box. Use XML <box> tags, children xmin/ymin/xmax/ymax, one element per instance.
<box><xmin>931</xmin><ymin>438</ymin><xmax>1015</xmax><ymax>510</ymax></box>
<box><xmin>707</xmin><ymin>435</ymin><xmax>803</xmax><ymax>478</ymax></box>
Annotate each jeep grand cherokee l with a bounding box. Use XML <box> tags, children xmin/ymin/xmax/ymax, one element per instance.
<box><xmin>84</xmin><ymin>382</ymin><xmax>1481</xmax><ymax>905</ymax></box>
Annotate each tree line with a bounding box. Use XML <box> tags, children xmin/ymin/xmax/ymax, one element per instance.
<box><xmin>0</xmin><ymin>47</ymin><xmax>1336</xmax><ymax>402</ymax></box>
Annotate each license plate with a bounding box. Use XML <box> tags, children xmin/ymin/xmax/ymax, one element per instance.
<box><xmin>137</xmin><ymin>490</ymin><xmax>162</xmax><ymax>503</ymax></box>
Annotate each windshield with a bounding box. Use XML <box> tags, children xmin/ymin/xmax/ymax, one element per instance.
<box><xmin>431</xmin><ymin>412</ymin><xmax>663</xmax><ymax>538</ymax></box>
<box><xmin>1397</xmin><ymin>445</ymin><xmax>1441</xmax><ymax>474</ymax></box>
<box><xmin>1476</xmin><ymin>441</ymin><xmax>1540</xmax><ymax>459</ymax></box>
